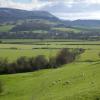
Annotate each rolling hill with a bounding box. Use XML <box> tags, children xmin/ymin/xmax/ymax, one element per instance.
<box><xmin>0</xmin><ymin>8</ymin><xmax>100</xmax><ymax>40</ymax></box>
<box><xmin>1</xmin><ymin>8</ymin><xmax>100</xmax><ymax>28</ymax></box>
<box><xmin>63</xmin><ymin>20</ymin><xmax>100</xmax><ymax>27</ymax></box>
<box><xmin>0</xmin><ymin>8</ymin><xmax>59</xmax><ymax>23</ymax></box>
<box><xmin>0</xmin><ymin>62</ymin><xmax>100</xmax><ymax>100</ymax></box>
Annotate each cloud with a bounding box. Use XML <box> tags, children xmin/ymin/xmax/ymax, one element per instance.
<box><xmin>55</xmin><ymin>11</ymin><xmax>100</xmax><ymax>20</ymax></box>
<box><xmin>45</xmin><ymin>0</ymin><xmax>100</xmax><ymax>4</ymax></box>
<box><xmin>0</xmin><ymin>0</ymin><xmax>51</xmax><ymax>10</ymax></box>
<box><xmin>0</xmin><ymin>0</ymin><xmax>100</xmax><ymax>10</ymax></box>
<box><xmin>40</xmin><ymin>0</ymin><xmax>100</xmax><ymax>20</ymax></box>
<box><xmin>0</xmin><ymin>0</ymin><xmax>100</xmax><ymax>19</ymax></box>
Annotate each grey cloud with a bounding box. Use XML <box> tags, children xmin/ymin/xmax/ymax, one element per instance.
<box><xmin>41</xmin><ymin>1</ymin><xmax>100</xmax><ymax>13</ymax></box>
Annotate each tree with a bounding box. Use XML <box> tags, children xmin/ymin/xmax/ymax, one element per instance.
<box><xmin>0</xmin><ymin>58</ymin><xmax>8</xmax><ymax>74</ymax></box>
<box><xmin>55</xmin><ymin>48</ymin><xmax>76</xmax><ymax>66</ymax></box>
<box><xmin>16</xmin><ymin>56</ymin><xmax>32</xmax><ymax>72</ymax></box>
<box><xmin>28</xmin><ymin>57</ymin><xmax>36</xmax><ymax>70</ymax></box>
<box><xmin>34</xmin><ymin>55</ymin><xmax>48</xmax><ymax>70</ymax></box>
<box><xmin>49</xmin><ymin>57</ymin><xmax>57</xmax><ymax>68</ymax></box>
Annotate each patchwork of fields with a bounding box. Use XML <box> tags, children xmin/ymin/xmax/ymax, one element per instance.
<box><xmin>0</xmin><ymin>39</ymin><xmax>100</xmax><ymax>100</ymax></box>
<box><xmin>0</xmin><ymin>39</ymin><xmax>100</xmax><ymax>61</ymax></box>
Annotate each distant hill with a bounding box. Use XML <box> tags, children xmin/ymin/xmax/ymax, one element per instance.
<box><xmin>63</xmin><ymin>20</ymin><xmax>100</xmax><ymax>27</ymax></box>
<box><xmin>11</xmin><ymin>21</ymin><xmax>51</xmax><ymax>32</ymax></box>
<box><xmin>1</xmin><ymin>8</ymin><xmax>100</xmax><ymax>28</ymax></box>
<box><xmin>0</xmin><ymin>8</ymin><xmax>100</xmax><ymax>40</ymax></box>
<box><xmin>0</xmin><ymin>8</ymin><xmax>59</xmax><ymax>23</ymax></box>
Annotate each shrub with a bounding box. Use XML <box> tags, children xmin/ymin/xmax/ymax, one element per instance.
<box><xmin>7</xmin><ymin>62</ymin><xmax>17</xmax><ymax>74</ymax></box>
<box><xmin>55</xmin><ymin>48</ymin><xmax>76</xmax><ymax>66</ymax></box>
<box><xmin>34</xmin><ymin>55</ymin><xmax>49</xmax><ymax>70</ymax></box>
<box><xmin>16</xmin><ymin>56</ymin><xmax>32</xmax><ymax>72</ymax></box>
<box><xmin>0</xmin><ymin>58</ymin><xmax>8</xmax><ymax>74</ymax></box>
<box><xmin>73</xmin><ymin>48</ymin><xmax>85</xmax><ymax>55</ymax></box>
<box><xmin>0</xmin><ymin>40</ymin><xmax>2</xmax><ymax>44</ymax></box>
<box><xmin>49</xmin><ymin>57</ymin><xmax>57</xmax><ymax>68</ymax></box>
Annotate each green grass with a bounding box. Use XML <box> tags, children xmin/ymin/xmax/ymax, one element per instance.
<box><xmin>52</xmin><ymin>26</ymin><xmax>100</xmax><ymax>33</ymax></box>
<box><xmin>0</xmin><ymin>40</ymin><xmax>100</xmax><ymax>100</ymax></box>
<box><xmin>0</xmin><ymin>49</ymin><xmax>58</xmax><ymax>61</ymax></box>
<box><xmin>0</xmin><ymin>25</ymin><xmax>14</xmax><ymax>32</ymax></box>
<box><xmin>0</xmin><ymin>40</ymin><xmax>100</xmax><ymax>61</ymax></box>
<box><xmin>73</xmin><ymin>26</ymin><xmax>100</xmax><ymax>32</ymax></box>
<box><xmin>0</xmin><ymin>62</ymin><xmax>100</xmax><ymax>100</ymax></box>
<box><xmin>52</xmin><ymin>27</ymin><xmax>81</xmax><ymax>33</ymax></box>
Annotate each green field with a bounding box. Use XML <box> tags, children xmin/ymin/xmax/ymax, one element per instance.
<box><xmin>0</xmin><ymin>39</ymin><xmax>100</xmax><ymax>100</ymax></box>
<box><xmin>0</xmin><ymin>25</ymin><xmax>14</xmax><ymax>32</ymax></box>
<box><xmin>52</xmin><ymin>27</ymin><xmax>100</xmax><ymax>33</ymax></box>
<box><xmin>52</xmin><ymin>27</ymin><xmax>81</xmax><ymax>33</ymax></box>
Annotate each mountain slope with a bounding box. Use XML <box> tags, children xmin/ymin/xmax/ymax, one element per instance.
<box><xmin>0</xmin><ymin>8</ymin><xmax>59</xmax><ymax>23</ymax></box>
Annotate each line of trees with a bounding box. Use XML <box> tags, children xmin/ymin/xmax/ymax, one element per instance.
<box><xmin>0</xmin><ymin>48</ymin><xmax>85</xmax><ymax>74</ymax></box>
<box><xmin>0</xmin><ymin>31</ymin><xmax>100</xmax><ymax>40</ymax></box>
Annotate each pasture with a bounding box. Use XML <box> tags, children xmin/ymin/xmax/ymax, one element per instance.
<box><xmin>0</xmin><ymin>39</ymin><xmax>100</xmax><ymax>61</ymax></box>
<box><xmin>0</xmin><ymin>39</ymin><xmax>100</xmax><ymax>100</ymax></box>
<box><xmin>0</xmin><ymin>25</ymin><xmax>14</xmax><ymax>32</ymax></box>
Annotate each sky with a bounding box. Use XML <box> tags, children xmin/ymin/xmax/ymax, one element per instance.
<box><xmin>0</xmin><ymin>0</ymin><xmax>100</xmax><ymax>20</ymax></box>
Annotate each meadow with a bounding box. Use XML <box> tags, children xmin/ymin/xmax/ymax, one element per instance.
<box><xmin>0</xmin><ymin>39</ymin><xmax>100</xmax><ymax>61</ymax></box>
<box><xmin>0</xmin><ymin>25</ymin><xmax>14</xmax><ymax>32</ymax></box>
<box><xmin>0</xmin><ymin>39</ymin><xmax>100</xmax><ymax>100</ymax></box>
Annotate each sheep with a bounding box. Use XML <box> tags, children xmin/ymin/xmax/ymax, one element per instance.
<box><xmin>62</xmin><ymin>80</ymin><xmax>71</xmax><ymax>86</ymax></box>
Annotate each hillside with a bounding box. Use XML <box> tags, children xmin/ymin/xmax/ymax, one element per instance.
<box><xmin>1</xmin><ymin>8</ymin><xmax>100</xmax><ymax>28</ymax></box>
<box><xmin>0</xmin><ymin>8</ymin><xmax>59</xmax><ymax>23</ymax></box>
<box><xmin>0</xmin><ymin>8</ymin><xmax>100</xmax><ymax>40</ymax></box>
<box><xmin>63</xmin><ymin>20</ymin><xmax>100</xmax><ymax>27</ymax></box>
<box><xmin>0</xmin><ymin>62</ymin><xmax>100</xmax><ymax>100</ymax></box>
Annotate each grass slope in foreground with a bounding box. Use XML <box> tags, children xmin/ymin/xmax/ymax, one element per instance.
<box><xmin>0</xmin><ymin>61</ymin><xmax>100</xmax><ymax>100</ymax></box>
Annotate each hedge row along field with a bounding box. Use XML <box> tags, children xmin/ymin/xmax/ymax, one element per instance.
<box><xmin>0</xmin><ymin>48</ymin><xmax>84</xmax><ymax>74</ymax></box>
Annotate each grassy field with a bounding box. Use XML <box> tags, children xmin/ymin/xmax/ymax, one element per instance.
<box><xmin>52</xmin><ymin>27</ymin><xmax>81</xmax><ymax>33</ymax></box>
<box><xmin>52</xmin><ymin>27</ymin><xmax>100</xmax><ymax>33</ymax></box>
<box><xmin>0</xmin><ymin>49</ymin><xmax>57</xmax><ymax>61</ymax></box>
<box><xmin>0</xmin><ymin>62</ymin><xmax>100</xmax><ymax>100</ymax></box>
<box><xmin>0</xmin><ymin>25</ymin><xmax>14</xmax><ymax>32</ymax></box>
<box><xmin>0</xmin><ymin>40</ymin><xmax>100</xmax><ymax>61</ymax></box>
<box><xmin>0</xmin><ymin>39</ymin><xmax>100</xmax><ymax>100</ymax></box>
<box><xmin>73</xmin><ymin>26</ymin><xmax>100</xmax><ymax>32</ymax></box>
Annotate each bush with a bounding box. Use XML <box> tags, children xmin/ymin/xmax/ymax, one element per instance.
<box><xmin>34</xmin><ymin>55</ymin><xmax>49</xmax><ymax>70</ymax></box>
<box><xmin>55</xmin><ymin>48</ymin><xmax>76</xmax><ymax>66</ymax></box>
<box><xmin>28</xmin><ymin>57</ymin><xmax>36</xmax><ymax>70</ymax></box>
<box><xmin>16</xmin><ymin>56</ymin><xmax>32</xmax><ymax>72</ymax></box>
<box><xmin>0</xmin><ymin>58</ymin><xmax>8</xmax><ymax>74</ymax></box>
<box><xmin>0</xmin><ymin>40</ymin><xmax>2</xmax><ymax>44</ymax></box>
<box><xmin>7</xmin><ymin>62</ymin><xmax>17</xmax><ymax>74</ymax></box>
<box><xmin>72</xmin><ymin>48</ymin><xmax>85</xmax><ymax>55</ymax></box>
<box><xmin>49</xmin><ymin>57</ymin><xmax>57</xmax><ymax>68</ymax></box>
